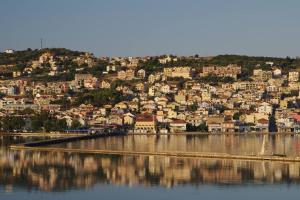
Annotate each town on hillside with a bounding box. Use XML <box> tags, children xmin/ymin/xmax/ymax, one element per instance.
<box><xmin>0</xmin><ymin>48</ymin><xmax>300</xmax><ymax>133</ymax></box>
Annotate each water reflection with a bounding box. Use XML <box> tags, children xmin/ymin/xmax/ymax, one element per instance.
<box><xmin>52</xmin><ymin>134</ymin><xmax>300</xmax><ymax>157</ymax></box>
<box><xmin>2</xmin><ymin>136</ymin><xmax>300</xmax><ymax>192</ymax></box>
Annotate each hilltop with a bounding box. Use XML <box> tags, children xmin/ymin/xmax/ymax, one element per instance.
<box><xmin>0</xmin><ymin>48</ymin><xmax>299</xmax><ymax>82</ymax></box>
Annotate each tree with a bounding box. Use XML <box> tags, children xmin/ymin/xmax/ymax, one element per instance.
<box><xmin>0</xmin><ymin>92</ymin><xmax>6</xmax><ymax>98</ymax></box>
<box><xmin>56</xmin><ymin>119</ymin><xmax>68</xmax><ymax>131</ymax></box>
<box><xmin>31</xmin><ymin>111</ymin><xmax>68</xmax><ymax>132</ymax></box>
<box><xmin>188</xmin><ymin>103</ymin><xmax>198</xmax><ymax>112</ymax></box>
<box><xmin>31</xmin><ymin>111</ymin><xmax>50</xmax><ymax>131</ymax></box>
<box><xmin>71</xmin><ymin>119</ymin><xmax>82</xmax><ymax>130</ymax></box>
<box><xmin>43</xmin><ymin>119</ymin><xmax>67</xmax><ymax>132</ymax></box>
<box><xmin>233</xmin><ymin>112</ymin><xmax>242</xmax><ymax>120</ymax></box>
<box><xmin>51</xmin><ymin>97</ymin><xmax>71</xmax><ymax>110</ymax></box>
<box><xmin>186</xmin><ymin>123</ymin><xmax>208</xmax><ymax>132</ymax></box>
<box><xmin>44</xmin><ymin>120</ymin><xmax>55</xmax><ymax>132</ymax></box>
<box><xmin>19</xmin><ymin>108</ymin><xmax>35</xmax><ymax>115</ymax></box>
<box><xmin>2</xmin><ymin>116</ymin><xmax>25</xmax><ymax>132</ymax></box>
<box><xmin>73</xmin><ymin>88</ymin><xmax>125</xmax><ymax>107</ymax></box>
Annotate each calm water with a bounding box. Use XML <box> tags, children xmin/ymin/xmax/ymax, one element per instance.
<box><xmin>1</xmin><ymin>135</ymin><xmax>300</xmax><ymax>200</ymax></box>
<box><xmin>52</xmin><ymin>134</ymin><xmax>300</xmax><ymax>156</ymax></box>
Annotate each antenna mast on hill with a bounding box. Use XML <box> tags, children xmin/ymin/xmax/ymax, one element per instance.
<box><xmin>40</xmin><ymin>38</ymin><xmax>43</xmax><ymax>50</ymax></box>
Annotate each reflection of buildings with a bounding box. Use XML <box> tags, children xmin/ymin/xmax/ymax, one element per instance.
<box><xmin>2</xmin><ymin>136</ymin><xmax>300</xmax><ymax>192</ymax></box>
<box><xmin>61</xmin><ymin>134</ymin><xmax>300</xmax><ymax>157</ymax></box>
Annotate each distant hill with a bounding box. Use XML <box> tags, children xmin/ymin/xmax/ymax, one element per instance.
<box><xmin>0</xmin><ymin>48</ymin><xmax>299</xmax><ymax>82</ymax></box>
<box><xmin>0</xmin><ymin>48</ymin><xmax>85</xmax><ymax>66</ymax></box>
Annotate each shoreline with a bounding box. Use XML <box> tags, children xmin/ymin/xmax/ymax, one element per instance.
<box><xmin>1</xmin><ymin>131</ymin><xmax>300</xmax><ymax>137</ymax></box>
<box><xmin>0</xmin><ymin>132</ymin><xmax>90</xmax><ymax>137</ymax></box>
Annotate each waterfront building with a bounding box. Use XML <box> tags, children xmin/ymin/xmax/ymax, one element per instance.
<box><xmin>134</xmin><ymin>114</ymin><xmax>157</xmax><ymax>133</ymax></box>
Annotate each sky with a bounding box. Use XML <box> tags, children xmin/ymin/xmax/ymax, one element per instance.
<box><xmin>0</xmin><ymin>0</ymin><xmax>300</xmax><ymax>57</ymax></box>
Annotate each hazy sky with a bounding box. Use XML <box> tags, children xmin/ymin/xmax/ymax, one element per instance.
<box><xmin>1</xmin><ymin>0</ymin><xmax>300</xmax><ymax>57</ymax></box>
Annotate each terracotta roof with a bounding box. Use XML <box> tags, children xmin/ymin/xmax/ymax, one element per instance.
<box><xmin>136</xmin><ymin>114</ymin><xmax>156</xmax><ymax>122</ymax></box>
<box><xmin>257</xmin><ymin>118</ymin><xmax>269</xmax><ymax>124</ymax></box>
<box><xmin>170</xmin><ymin>119</ymin><xmax>186</xmax><ymax>124</ymax></box>
<box><xmin>292</xmin><ymin>114</ymin><xmax>300</xmax><ymax>122</ymax></box>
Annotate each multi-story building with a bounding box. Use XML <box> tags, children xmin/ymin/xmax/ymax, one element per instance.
<box><xmin>289</xmin><ymin>71</ymin><xmax>299</xmax><ymax>82</ymax></box>
<box><xmin>134</xmin><ymin>114</ymin><xmax>157</xmax><ymax>133</ymax></box>
<box><xmin>117</xmin><ymin>69</ymin><xmax>135</xmax><ymax>80</ymax></box>
<box><xmin>253</xmin><ymin>69</ymin><xmax>273</xmax><ymax>81</ymax></box>
<box><xmin>201</xmin><ymin>64</ymin><xmax>241</xmax><ymax>79</ymax></box>
<box><xmin>163</xmin><ymin>67</ymin><xmax>191</xmax><ymax>79</ymax></box>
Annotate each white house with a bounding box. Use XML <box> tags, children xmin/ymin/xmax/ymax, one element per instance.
<box><xmin>257</xmin><ymin>102</ymin><xmax>272</xmax><ymax>115</ymax></box>
<box><xmin>161</xmin><ymin>85</ymin><xmax>170</xmax><ymax>94</ymax></box>
<box><xmin>273</xmin><ymin>68</ymin><xmax>282</xmax><ymax>77</ymax></box>
<box><xmin>4</xmin><ymin>49</ymin><xmax>14</xmax><ymax>54</ymax></box>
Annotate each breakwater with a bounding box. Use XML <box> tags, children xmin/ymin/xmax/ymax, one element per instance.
<box><xmin>9</xmin><ymin>145</ymin><xmax>300</xmax><ymax>163</ymax></box>
<box><xmin>12</xmin><ymin>132</ymin><xmax>123</xmax><ymax>147</ymax></box>
<box><xmin>8</xmin><ymin>132</ymin><xmax>300</xmax><ymax>163</ymax></box>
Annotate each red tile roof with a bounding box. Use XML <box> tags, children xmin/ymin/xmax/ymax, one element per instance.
<box><xmin>136</xmin><ymin>114</ymin><xmax>156</xmax><ymax>122</ymax></box>
<box><xmin>292</xmin><ymin>114</ymin><xmax>300</xmax><ymax>122</ymax></box>
<box><xmin>257</xmin><ymin>118</ymin><xmax>269</xmax><ymax>124</ymax></box>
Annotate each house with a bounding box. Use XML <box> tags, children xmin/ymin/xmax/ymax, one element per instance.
<box><xmin>117</xmin><ymin>70</ymin><xmax>126</xmax><ymax>80</ymax></box>
<box><xmin>243</xmin><ymin>112</ymin><xmax>269</xmax><ymax>124</ymax></box>
<box><xmin>106</xmin><ymin>65</ymin><xmax>120</xmax><ymax>72</ymax></box>
<box><xmin>134</xmin><ymin>114</ymin><xmax>157</xmax><ymax>133</ymax></box>
<box><xmin>148</xmin><ymin>74</ymin><xmax>156</xmax><ymax>84</ymax></box>
<box><xmin>74</xmin><ymin>74</ymin><xmax>94</xmax><ymax>88</ymax></box>
<box><xmin>4</xmin><ymin>49</ymin><xmax>14</xmax><ymax>54</ymax></box>
<box><xmin>0</xmin><ymin>96</ymin><xmax>27</xmax><ymax>109</ymax></box>
<box><xmin>222</xmin><ymin>120</ymin><xmax>235</xmax><ymax>132</ymax></box>
<box><xmin>273</xmin><ymin>68</ymin><xmax>282</xmax><ymax>77</ymax></box>
<box><xmin>117</xmin><ymin>69</ymin><xmax>135</xmax><ymax>80</ymax></box>
<box><xmin>163</xmin><ymin>67</ymin><xmax>191</xmax><ymax>79</ymax></box>
<box><xmin>128</xmin><ymin>101</ymin><xmax>139</xmax><ymax>111</ymax></box>
<box><xmin>137</xmin><ymin>69</ymin><xmax>146</xmax><ymax>79</ymax></box>
<box><xmin>89</xmin><ymin>116</ymin><xmax>107</xmax><ymax>126</ymax></box>
<box><xmin>186</xmin><ymin>114</ymin><xmax>203</xmax><ymax>126</ymax></box>
<box><xmin>161</xmin><ymin>85</ymin><xmax>170</xmax><ymax>94</ymax></box>
<box><xmin>108</xmin><ymin>114</ymin><xmax>123</xmax><ymax>126</ymax></box>
<box><xmin>290</xmin><ymin>114</ymin><xmax>300</xmax><ymax>132</ymax></box>
<box><xmin>201</xmin><ymin>64</ymin><xmax>241</xmax><ymax>79</ymax></box>
<box><xmin>100</xmin><ymin>80</ymin><xmax>111</xmax><ymax>89</ymax></box>
<box><xmin>207</xmin><ymin>116</ymin><xmax>224</xmax><ymax>132</ymax></box>
<box><xmin>234</xmin><ymin>121</ymin><xmax>251</xmax><ymax>132</ymax></box>
<box><xmin>159</xmin><ymin>55</ymin><xmax>172</xmax><ymax>64</ymax></box>
<box><xmin>255</xmin><ymin>118</ymin><xmax>269</xmax><ymax>132</ymax></box>
<box><xmin>40</xmin><ymin>104</ymin><xmax>61</xmax><ymax>112</ymax></box>
<box><xmin>124</xmin><ymin>113</ymin><xmax>135</xmax><ymax>125</ymax></box>
<box><xmin>201</xmin><ymin>91</ymin><xmax>211</xmax><ymax>101</ymax></box>
<box><xmin>175</xmin><ymin>91</ymin><xmax>186</xmax><ymax>104</ymax></box>
<box><xmin>289</xmin><ymin>71</ymin><xmax>299</xmax><ymax>82</ymax></box>
<box><xmin>114</xmin><ymin>102</ymin><xmax>128</xmax><ymax>110</ymax></box>
<box><xmin>169</xmin><ymin>119</ymin><xmax>187</xmax><ymax>133</ymax></box>
<box><xmin>257</xmin><ymin>102</ymin><xmax>272</xmax><ymax>115</ymax></box>
<box><xmin>135</xmin><ymin>83</ymin><xmax>145</xmax><ymax>91</ymax></box>
<box><xmin>253</xmin><ymin>69</ymin><xmax>272</xmax><ymax>81</ymax></box>
<box><xmin>277</xmin><ymin>115</ymin><xmax>295</xmax><ymax>132</ymax></box>
<box><xmin>168</xmin><ymin>110</ymin><xmax>177</xmax><ymax>119</ymax></box>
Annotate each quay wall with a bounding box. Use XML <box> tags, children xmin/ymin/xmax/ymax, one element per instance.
<box><xmin>2</xmin><ymin>131</ymin><xmax>299</xmax><ymax>137</ymax></box>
